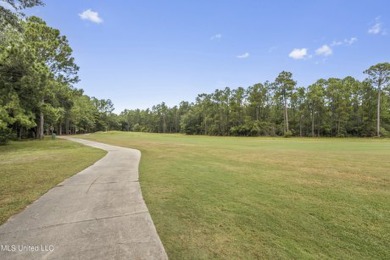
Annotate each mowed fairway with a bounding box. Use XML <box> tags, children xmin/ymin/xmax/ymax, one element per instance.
<box><xmin>80</xmin><ymin>132</ymin><xmax>389</xmax><ymax>259</ymax></box>
<box><xmin>0</xmin><ymin>139</ymin><xmax>106</xmax><ymax>225</ymax></box>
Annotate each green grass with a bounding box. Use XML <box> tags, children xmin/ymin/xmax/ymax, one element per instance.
<box><xmin>0</xmin><ymin>138</ymin><xmax>106</xmax><ymax>225</ymax></box>
<box><xmin>79</xmin><ymin>132</ymin><xmax>389</xmax><ymax>259</ymax></box>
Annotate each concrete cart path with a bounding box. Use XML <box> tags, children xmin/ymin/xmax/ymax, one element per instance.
<box><xmin>0</xmin><ymin>137</ymin><xmax>168</xmax><ymax>260</ymax></box>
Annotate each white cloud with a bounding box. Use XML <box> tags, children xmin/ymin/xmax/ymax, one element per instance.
<box><xmin>330</xmin><ymin>37</ymin><xmax>357</xmax><ymax>47</ymax></box>
<box><xmin>210</xmin><ymin>33</ymin><xmax>222</xmax><ymax>40</ymax></box>
<box><xmin>315</xmin><ymin>45</ymin><xmax>332</xmax><ymax>56</ymax></box>
<box><xmin>79</xmin><ymin>9</ymin><xmax>103</xmax><ymax>24</ymax></box>
<box><xmin>237</xmin><ymin>52</ymin><xmax>250</xmax><ymax>59</ymax></box>
<box><xmin>344</xmin><ymin>37</ymin><xmax>357</xmax><ymax>45</ymax></box>
<box><xmin>288</xmin><ymin>48</ymin><xmax>308</xmax><ymax>59</ymax></box>
<box><xmin>368</xmin><ymin>17</ymin><xmax>386</xmax><ymax>35</ymax></box>
<box><xmin>291</xmin><ymin>37</ymin><xmax>355</xmax><ymax>61</ymax></box>
<box><xmin>368</xmin><ymin>23</ymin><xmax>382</xmax><ymax>34</ymax></box>
<box><xmin>330</xmin><ymin>40</ymin><xmax>343</xmax><ymax>46</ymax></box>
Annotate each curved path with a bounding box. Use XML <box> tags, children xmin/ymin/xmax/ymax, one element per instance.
<box><xmin>0</xmin><ymin>137</ymin><xmax>168</xmax><ymax>260</ymax></box>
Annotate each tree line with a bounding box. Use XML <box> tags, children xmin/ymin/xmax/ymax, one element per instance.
<box><xmin>1</xmin><ymin>1</ymin><xmax>389</xmax><ymax>144</ymax></box>
<box><xmin>0</xmin><ymin>1</ymin><xmax>118</xmax><ymax>144</ymax></box>
<box><xmin>119</xmin><ymin>65</ymin><xmax>390</xmax><ymax>137</ymax></box>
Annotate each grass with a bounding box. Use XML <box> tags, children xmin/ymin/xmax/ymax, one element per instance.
<box><xmin>0</xmin><ymin>138</ymin><xmax>106</xmax><ymax>225</ymax></box>
<box><xmin>78</xmin><ymin>132</ymin><xmax>390</xmax><ymax>259</ymax></box>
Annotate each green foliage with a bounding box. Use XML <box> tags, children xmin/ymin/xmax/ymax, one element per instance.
<box><xmin>0</xmin><ymin>0</ymin><xmax>44</xmax><ymax>30</ymax></box>
<box><xmin>380</xmin><ymin>127</ymin><xmax>389</xmax><ymax>137</ymax></box>
<box><xmin>364</xmin><ymin>62</ymin><xmax>390</xmax><ymax>87</ymax></box>
<box><xmin>120</xmin><ymin>66</ymin><xmax>390</xmax><ymax>137</ymax></box>
<box><xmin>0</xmin><ymin>12</ymin><xmax>120</xmax><ymax>142</ymax></box>
<box><xmin>283</xmin><ymin>130</ymin><xmax>292</xmax><ymax>138</ymax></box>
<box><xmin>2</xmin><ymin>0</ymin><xmax>44</xmax><ymax>10</ymax></box>
<box><xmin>0</xmin><ymin>127</ymin><xmax>15</xmax><ymax>145</ymax></box>
<box><xmin>364</xmin><ymin>62</ymin><xmax>390</xmax><ymax>137</ymax></box>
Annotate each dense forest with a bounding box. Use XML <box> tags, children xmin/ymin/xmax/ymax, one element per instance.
<box><xmin>0</xmin><ymin>1</ymin><xmax>118</xmax><ymax>144</ymax></box>
<box><xmin>1</xmin><ymin>1</ymin><xmax>389</xmax><ymax>144</ymax></box>
<box><xmin>119</xmin><ymin>68</ymin><xmax>390</xmax><ymax>137</ymax></box>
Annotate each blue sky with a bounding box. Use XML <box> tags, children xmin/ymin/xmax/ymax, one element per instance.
<box><xmin>27</xmin><ymin>0</ymin><xmax>390</xmax><ymax>112</ymax></box>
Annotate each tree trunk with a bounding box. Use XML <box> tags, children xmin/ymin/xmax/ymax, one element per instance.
<box><xmin>38</xmin><ymin>111</ymin><xmax>44</xmax><ymax>139</ymax></box>
<box><xmin>162</xmin><ymin>115</ymin><xmax>166</xmax><ymax>133</ymax></box>
<box><xmin>377</xmin><ymin>86</ymin><xmax>381</xmax><ymax>137</ymax></box>
<box><xmin>299</xmin><ymin>115</ymin><xmax>303</xmax><ymax>137</ymax></box>
<box><xmin>284</xmin><ymin>99</ymin><xmax>289</xmax><ymax>132</ymax></box>
<box><xmin>311</xmin><ymin>111</ymin><xmax>315</xmax><ymax>137</ymax></box>
<box><xmin>204</xmin><ymin>116</ymin><xmax>208</xmax><ymax>135</ymax></box>
<box><xmin>337</xmin><ymin>120</ymin><xmax>340</xmax><ymax>136</ymax></box>
<box><xmin>65</xmin><ymin>118</ymin><xmax>70</xmax><ymax>135</ymax></box>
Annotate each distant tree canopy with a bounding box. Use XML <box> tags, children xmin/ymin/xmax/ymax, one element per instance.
<box><xmin>119</xmin><ymin>66</ymin><xmax>390</xmax><ymax>138</ymax></box>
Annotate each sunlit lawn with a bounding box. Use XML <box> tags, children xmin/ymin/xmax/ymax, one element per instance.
<box><xmin>0</xmin><ymin>139</ymin><xmax>106</xmax><ymax>225</ymax></box>
<box><xmin>79</xmin><ymin>132</ymin><xmax>389</xmax><ymax>259</ymax></box>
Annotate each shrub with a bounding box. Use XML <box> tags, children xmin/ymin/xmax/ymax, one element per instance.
<box><xmin>380</xmin><ymin>127</ymin><xmax>389</xmax><ymax>137</ymax></box>
<box><xmin>284</xmin><ymin>130</ymin><xmax>293</xmax><ymax>138</ymax></box>
<box><xmin>0</xmin><ymin>128</ymin><xmax>15</xmax><ymax>145</ymax></box>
